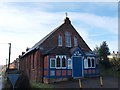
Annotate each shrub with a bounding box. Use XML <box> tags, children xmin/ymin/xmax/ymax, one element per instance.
<box><xmin>100</xmin><ymin>59</ymin><xmax>111</xmax><ymax>69</ymax></box>
<box><xmin>110</xmin><ymin>58</ymin><xmax>120</xmax><ymax>71</ymax></box>
<box><xmin>15</xmin><ymin>71</ymin><xmax>31</xmax><ymax>89</ymax></box>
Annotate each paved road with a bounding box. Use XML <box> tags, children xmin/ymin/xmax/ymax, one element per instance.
<box><xmin>0</xmin><ymin>77</ymin><xmax>2</xmax><ymax>90</ymax></box>
<box><xmin>0</xmin><ymin>76</ymin><xmax>4</xmax><ymax>90</ymax></box>
<box><xmin>50</xmin><ymin>76</ymin><xmax>119</xmax><ymax>88</ymax></box>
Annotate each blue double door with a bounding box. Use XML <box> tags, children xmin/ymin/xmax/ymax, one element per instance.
<box><xmin>72</xmin><ymin>56</ymin><xmax>83</xmax><ymax>78</ymax></box>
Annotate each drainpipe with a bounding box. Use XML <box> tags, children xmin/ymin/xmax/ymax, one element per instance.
<box><xmin>42</xmin><ymin>55</ymin><xmax>44</xmax><ymax>83</ymax></box>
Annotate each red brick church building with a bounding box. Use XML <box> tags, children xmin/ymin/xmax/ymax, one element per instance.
<box><xmin>19</xmin><ymin>16</ymin><xmax>100</xmax><ymax>83</ymax></box>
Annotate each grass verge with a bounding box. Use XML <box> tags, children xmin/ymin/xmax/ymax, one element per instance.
<box><xmin>30</xmin><ymin>81</ymin><xmax>55</xmax><ymax>89</ymax></box>
<box><xmin>100</xmin><ymin>66</ymin><xmax>120</xmax><ymax>78</ymax></box>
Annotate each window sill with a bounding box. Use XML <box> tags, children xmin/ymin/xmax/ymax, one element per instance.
<box><xmin>58</xmin><ymin>45</ymin><xmax>62</xmax><ymax>46</ymax></box>
<box><xmin>52</xmin><ymin>67</ymin><xmax>67</xmax><ymax>69</ymax></box>
<box><xmin>50</xmin><ymin>67</ymin><xmax>56</xmax><ymax>69</ymax></box>
<box><xmin>84</xmin><ymin>67</ymin><xmax>96</xmax><ymax>69</ymax></box>
<box><xmin>61</xmin><ymin>67</ymin><xmax>66</xmax><ymax>69</ymax></box>
<box><xmin>56</xmin><ymin>67</ymin><xmax>61</xmax><ymax>69</ymax></box>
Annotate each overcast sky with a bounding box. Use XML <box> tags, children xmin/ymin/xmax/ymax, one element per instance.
<box><xmin>0</xmin><ymin>1</ymin><xmax>118</xmax><ymax>65</ymax></box>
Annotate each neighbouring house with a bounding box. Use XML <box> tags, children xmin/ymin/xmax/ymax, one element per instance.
<box><xmin>107</xmin><ymin>51</ymin><xmax>120</xmax><ymax>61</ymax></box>
<box><xmin>19</xmin><ymin>16</ymin><xmax>100</xmax><ymax>83</ymax></box>
<box><xmin>13</xmin><ymin>58</ymin><xmax>19</xmax><ymax>70</ymax></box>
<box><xmin>9</xmin><ymin>59</ymin><xmax>19</xmax><ymax>70</ymax></box>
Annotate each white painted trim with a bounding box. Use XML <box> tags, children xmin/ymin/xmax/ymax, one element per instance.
<box><xmin>58</xmin><ymin>45</ymin><xmax>62</xmax><ymax>46</ymax></box>
<box><xmin>55</xmin><ymin>55</ymin><xmax>67</xmax><ymax>69</ymax></box>
<box><xmin>50</xmin><ymin>58</ymin><xmax>56</xmax><ymax>68</ymax></box>
<box><xmin>72</xmin><ymin>56</ymin><xmax>81</xmax><ymax>57</ymax></box>
<box><xmin>84</xmin><ymin>58</ymin><xmax>88</xmax><ymax>69</ymax></box>
<box><xmin>68</xmin><ymin>58</ymin><xmax>72</xmax><ymax>69</ymax></box>
<box><xmin>86</xmin><ymin>57</ymin><xmax>96</xmax><ymax>68</ymax></box>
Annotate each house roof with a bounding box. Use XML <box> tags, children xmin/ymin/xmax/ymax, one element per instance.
<box><xmin>22</xmin><ymin>17</ymin><xmax>92</xmax><ymax>57</ymax></box>
<box><xmin>23</xmin><ymin>22</ymin><xmax>64</xmax><ymax>56</ymax></box>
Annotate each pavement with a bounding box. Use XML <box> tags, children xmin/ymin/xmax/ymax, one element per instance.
<box><xmin>0</xmin><ymin>76</ymin><xmax>4</xmax><ymax>90</ymax></box>
<box><xmin>50</xmin><ymin>76</ymin><xmax>119</xmax><ymax>89</ymax></box>
<box><xmin>0</xmin><ymin>78</ymin><xmax>2</xmax><ymax>90</ymax></box>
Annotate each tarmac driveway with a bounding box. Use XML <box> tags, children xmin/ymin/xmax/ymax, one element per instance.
<box><xmin>50</xmin><ymin>76</ymin><xmax>119</xmax><ymax>89</ymax></box>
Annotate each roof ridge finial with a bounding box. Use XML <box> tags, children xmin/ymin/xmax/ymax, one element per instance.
<box><xmin>64</xmin><ymin>12</ymin><xmax>71</xmax><ymax>24</ymax></box>
<box><xmin>65</xmin><ymin>12</ymin><xmax>68</xmax><ymax>18</ymax></box>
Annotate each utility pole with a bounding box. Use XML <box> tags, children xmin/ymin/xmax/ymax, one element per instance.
<box><xmin>6</xmin><ymin>59</ymin><xmax>8</xmax><ymax>70</ymax></box>
<box><xmin>7</xmin><ymin>43</ymin><xmax>11</xmax><ymax>72</ymax></box>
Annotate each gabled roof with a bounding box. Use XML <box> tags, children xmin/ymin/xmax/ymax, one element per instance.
<box><xmin>22</xmin><ymin>16</ymin><xmax>93</xmax><ymax>57</ymax></box>
<box><xmin>23</xmin><ymin>23</ymin><xmax>64</xmax><ymax>56</ymax></box>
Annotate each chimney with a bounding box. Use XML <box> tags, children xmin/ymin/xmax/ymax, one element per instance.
<box><xmin>22</xmin><ymin>52</ymin><xmax>25</xmax><ymax>55</ymax></box>
<box><xmin>113</xmin><ymin>51</ymin><xmax>115</xmax><ymax>54</ymax></box>
<box><xmin>26</xmin><ymin>47</ymin><xmax>30</xmax><ymax>51</ymax></box>
<box><xmin>19</xmin><ymin>55</ymin><xmax>22</xmax><ymax>58</ymax></box>
<box><xmin>64</xmin><ymin>17</ymin><xmax>71</xmax><ymax>24</ymax></box>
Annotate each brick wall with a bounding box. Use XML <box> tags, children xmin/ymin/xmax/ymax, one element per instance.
<box><xmin>19</xmin><ymin>50</ymin><xmax>43</xmax><ymax>82</ymax></box>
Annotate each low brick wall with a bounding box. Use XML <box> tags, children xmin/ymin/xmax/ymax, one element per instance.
<box><xmin>43</xmin><ymin>78</ymin><xmax>69</xmax><ymax>83</ymax></box>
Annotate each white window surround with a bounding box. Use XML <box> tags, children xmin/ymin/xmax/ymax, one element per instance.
<box><xmin>58</xmin><ymin>35</ymin><xmax>62</xmax><ymax>46</ymax></box>
<box><xmin>74</xmin><ymin>50</ymin><xmax>82</xmax><ymax>56</ymax></box>
<box><xmin>68</xmin><ymin>58</ymin><xmax>72</xmax><ymax>69</ymax></box>
<box><xmin>84</xmin><ymin>58</ymin><xmax>88</xmax><ymax>69</ymax></box>
<box><xmin>84</xmin><ymin>57</ymin><xmax>96</xmax><ymax>69</ymax></box>
<box><xmin>50</xmin><ymin>58</ymin><xmax>56</xmax><ymax>68</ymax></box>
<box><xmin>56</xmin><ymin>55</ymin><xmax>67</xmax><ymax>69</ymax></box>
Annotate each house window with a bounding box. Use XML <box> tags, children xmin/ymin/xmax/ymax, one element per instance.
<box><xmin>50</xmin><ymin>58</ymin><xmax>56</xmax><ymax>68</ymax></box>
<box><xmin>65</xmin><ymin>31</ymin><xmax>71</xmax><ymax>47</ymax></box>
<box><xmin>91</xmin><ymin>58</ymin><xmax>95</xmax><ymax>67</ymax></box>
<box><xmin>84</xmin><ymin>57</ymin><xmax>95</xmax><ymax>69</ymax></box>
<box><xmin>74</xmin><ymin>36</ymin><xmax>78</xmax><ymax>47</ymax></box>
<box><xmin>88</xmin><ymin>58</ymin><xmax>91</xmax><ymax>67</ymax></box>
<box><xmin>62</xmin><ymin>56</ymin><xmax>66</xmax><ymax>67</ymax></box>
<box><xmin>84</xmin><ymin>58</ymin><xmax>88</xmax><ymax>69</ymax></box>
<box><xmin>56</xmin><ymin>55</ymin><xmax>66</xmax><ymax>69</ymax></box>
<box><xmin>68</xmin><ymin>58</ymin><xmax>72</xmax><ymax>69</ymax></box>
<box><xmin>58</xmin><ymin>35</ymin><xmax>62</xmax><ymax>46</ymax></box>
<box><xmin>56</xmin><ymin>56</ymin><xmax>60</xmax><ymax>68</ymax></box>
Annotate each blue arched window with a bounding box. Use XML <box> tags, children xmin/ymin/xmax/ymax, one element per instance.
<box><xmin>74</xmin><ymin>36</ymin><xmax>78</xmax><ymax>47</ymax></box>
<box><xmin>65</xmin><ymin>31</ymin><xmax>71</xmax><ymax>47</ymax></box>
<box><xmin>58</xmin><ymin>34</ymin><xmax>62</xmax><ymax>46</ymax></box>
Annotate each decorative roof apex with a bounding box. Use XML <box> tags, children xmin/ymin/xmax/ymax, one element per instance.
<box><xmin>64</xmin><ymin>12</ymin><xmax>71</xmax><ymax>24</ymax></box>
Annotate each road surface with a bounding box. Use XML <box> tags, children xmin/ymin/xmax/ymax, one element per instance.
<box><xmin>0</xmin><ymin>76</ymin><xmax>4</xmax><ymax>90</ymax></box>
<box><xmin>50</xmin><ymin>76</ymin><xmax>119</xmax><ymax>88</ymax></box>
